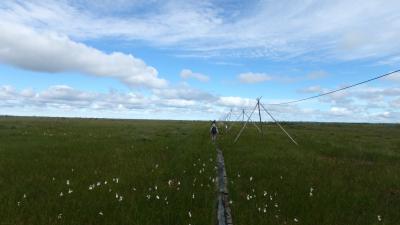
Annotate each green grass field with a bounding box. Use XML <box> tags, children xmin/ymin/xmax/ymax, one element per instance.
<box><xmin>0</xmin><ymin>117</ymin><xmax>216</xmax><ymax>225</ymax></box>
<box><xmin>1</xmin><ymin>117</ymin><xmax>400</xmax><ymax>225</ymax></box>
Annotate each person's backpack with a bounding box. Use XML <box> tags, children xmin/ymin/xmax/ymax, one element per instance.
<box><xmin>211</xmin><ymin>126</ymin><xmax>217</xmax><ymax>134</ymax></box>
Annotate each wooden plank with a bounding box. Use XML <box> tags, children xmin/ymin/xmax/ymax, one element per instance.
<box><xmin>216</xmin><ymin>149</ymin><xmax>233</xmax><ymax>225</ymax></box>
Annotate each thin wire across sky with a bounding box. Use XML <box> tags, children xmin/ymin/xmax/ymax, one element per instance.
<box><xmin>265</xmin><ymin>69</ymin><xmax>400</xmax><ymax>106</ymax></box>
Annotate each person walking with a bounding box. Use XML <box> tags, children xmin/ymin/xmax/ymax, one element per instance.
<box><xmin>210</xmin><ymin>120</ymin><xmax>219</xmax><ymax>142</ymax></box>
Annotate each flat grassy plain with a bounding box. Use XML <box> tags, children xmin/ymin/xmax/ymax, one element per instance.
<box><xmin>1</xmin><ymin>117</ymin><xmax>400</xmax><ymax>225</ymax></box>
<box><xmin>0</xmin><ymin>117</ymin><xmax>216</xmax><ymax>225</ymax></box>
<box><xmin>220</xmin><ymin>122</ymin><xmax>400</xmax><ymax>225</ymax></box>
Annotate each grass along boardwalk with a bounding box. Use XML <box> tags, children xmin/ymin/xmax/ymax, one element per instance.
<box><xmin>1</xmin><ymin>117</ymin><xmax>399</xmax><ymax>224</ymax></box>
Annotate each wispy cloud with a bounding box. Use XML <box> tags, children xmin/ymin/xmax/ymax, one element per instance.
<box><xmin>384</xmin><ymin>72</ymin><xmax>400</xmax><ymax>81</ymax></box>
<box><xmin>298</xmin><ymin>85</ymin><xmax>325</xmax><ymax>94</ymax></box>
<box><xmin>152</xmin><ymin>84</ymin><xmax>216</xmax><ymax>101</ymax></box>
<box><xmin>237</xmin><ymin>72</ymin><xmax>272</xmax><ymax>84</ymax></box>
<box><xmin>2</xmin><ymin>0</ymin><xmax>400</xmax><ymax>61</ymax></box>
<box><xmin>180</xmin><ymin>69</ymin><xmax>210</xmax><ymax>82</ymax></box>
<box><xmin>306</xmin><ymin>71</ymin><xmax>328</xmax><ymax>80</ymax></box>
<box><xmin>239</xmin><ymin>70</ymin><xmax>328</xmax><ymax>84</ymax></box>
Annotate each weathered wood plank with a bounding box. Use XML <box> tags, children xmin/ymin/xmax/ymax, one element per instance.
<box><xmin>216</xmin><ymin>149</ymin><xmax>233</xmax><ymax>225</ymax></box>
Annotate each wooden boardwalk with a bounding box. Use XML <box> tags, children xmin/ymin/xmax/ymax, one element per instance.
<box><xmin>216</xmin><ymin>148</ymin><xmax>233</xmax><ymax>225</ymax></box>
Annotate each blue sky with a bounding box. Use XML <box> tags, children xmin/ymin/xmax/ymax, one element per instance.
<box><xmin>1</xmin><ymin>0</ymin><xmax>400</xmax><ymax>122</ymax></box>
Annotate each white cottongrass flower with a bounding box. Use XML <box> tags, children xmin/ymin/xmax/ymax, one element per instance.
<box><xmin>116</xmin><ymin>178</ymin><xmax>119</xmax><ymax>183</ymax></box>
<box><xmin>116</xmin><ymin>193</ymin><xmax>119</xmax><ymax>199</ymax></box>
<box><xmin>59</xmin><ymin>192</ymin><xmax>64</xmax><ymax>197</ymax></box>
<box><xmin>118</xmin><ymin>196</ymin><xmax>123</xmax><ymax>202</ymax></box>
<box><xmin>249</xmin><ymin>177</ymin><xmax>253</xmax><ymax>182</ymax></box>
<box><xmin>229</xmin><ymin>200</ymin><xmax>233</xmax><ymax>204</ymax></box>
<box><xmin>23</xmin><ymin>194</ymin><xmax>27</xmax><ymax>198</ymax></box>
<box><xmin>192</xmin><ymin>193</ymin><xmax>195</xmax><ymax>199</ymax></box>
<box><xmin>168</xmin><ymin>180</ymin><xmax>173</xmax><ymax>186</ymax></box>
<box><xmin>377</xmin><ymin>215</ymin><xmax>382</xmax><ymax>221</ymax></box>
<box><xmin>188</xmin><ymin>211</ymin><xmax>192</xmax><ymax>218</ymax></box>
<box><xmin>17</xmin><ymin>201</ymin><xmax>21</xmax><ymax>206</ymax></box>
<box><xmin>132</xmin><ymin>187</ymin><xmax>136</xmax><ymax>191</ymax></box>
<box><xmin>66</xmin><ymin>180</ymin><xmax>70</xmax><ymax>185</ymax></box>
<box><xmin>99</xmin><ymin>211</ymin><xmax>103</xmax><ymax>216</ymax></box>
<box><xmin>156</xmin><ymin>195</ymin><xmax>160</xmax><ymax>200</ymax></box>
<box><xmin>68</xmin><ymin>189</ymin><xmax>73</xmax><ymax>194</ymax></box>
<box><xmin>274</xmin><ymin>203</ymin><xmax>279</xmax><ymax>208</ymax></box>
<box><xmin>294</xmin><ymin>218</ymin><xmax>299</xmax><ymax>222</ymax></box>
<box><xmin>155</xmin><ymin>186</ymin><xmax>157</xmax><ymax>190</ymax></box>
<box><xmin>57</xmin><ymin>213</ymin><xmax>62</xmax><ymax>219</ymax></box>
<box><xmin>263</xmin><ymin>208</ymin><xmax>267</xmax><ymax>213</ymax></box>
<box><xmin>104</xmin><ymin>181</ymin><xmax>107</xmax><ymax>185</ymax></box>
<box><xmin>88</xmin><ymin>185</ymin><xmax>94</xmax><ymax>190</ymax></box>
<box><xmin>155</xmin><ymin>164</ymin><xmax>159</xmax><ymax>168</ymax></box>
<box><xmin>263</xmin><ymin>191</ymin><xmax>267</xmax><ymax>197</ymax></box>
<box><xmin>146</xmin><ymin>194</ymin><xmax>151</xmax><ymax>200</ymax></box>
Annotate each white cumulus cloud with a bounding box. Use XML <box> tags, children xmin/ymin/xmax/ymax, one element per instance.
<box><xmin>217</xmin><ymin>96</ymin><xmax>256</xmax><ymax>108</ymax></box>
<box><xmin>330</xmin><ymin>107</ymin><xmax>352</xmax><ymax>116</ymax></box>
<box><xmin>0</xmin><ymin>21</ymin><xmax>167</xmax><ymax>89</ymax></box>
